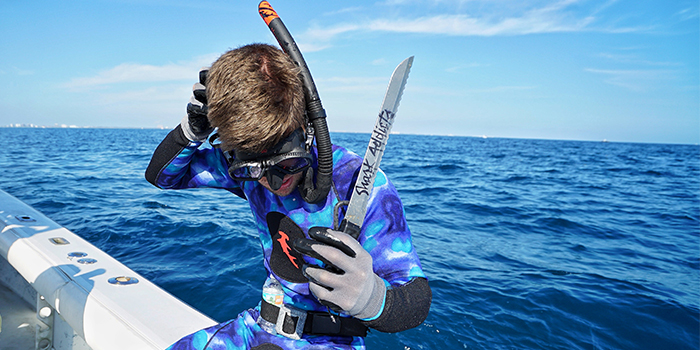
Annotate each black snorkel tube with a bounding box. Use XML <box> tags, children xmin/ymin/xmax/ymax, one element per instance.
<box><xmin>259</xmin><ymin>1</ymin><xmax>332</xmax><ymax>204</ymax></box>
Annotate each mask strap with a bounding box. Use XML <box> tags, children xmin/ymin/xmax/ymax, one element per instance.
<box><xmin>209</xmin><ymin>132</ymin><xmax>222</xmax><ymax>148</ymax></box>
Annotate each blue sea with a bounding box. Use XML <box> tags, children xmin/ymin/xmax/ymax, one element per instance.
<box><xmin>0</xmin><ymin>128</ymin><xmax>698</xmax><ymax>349</ymax></box>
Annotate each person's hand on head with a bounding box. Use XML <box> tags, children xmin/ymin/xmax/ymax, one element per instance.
<box><xmin>181</xmin><ymin>68</ymin><xmax>213</xmax><ymax>141</ymax></box>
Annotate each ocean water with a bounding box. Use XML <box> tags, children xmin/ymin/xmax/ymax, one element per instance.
<box><xmin>0</xmin><ymin>128</ymin><xmax>698</xmax><ymax>349</ymax></box>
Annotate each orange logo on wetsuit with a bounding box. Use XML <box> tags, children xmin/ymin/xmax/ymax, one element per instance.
<box><xmin>266</xmin><ymin>211</ymin><xmax>307</xmax><ymax>283</ymax></box>
<box><xmin>277</xmin><ymin>230</ymin><xmax>299</xmax><ymax>268</ymax></box>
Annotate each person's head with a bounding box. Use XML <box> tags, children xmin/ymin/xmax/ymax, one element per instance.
<box><xmin>207</xmin><ymin>43</ymin><xmax>306</xmax><ymax>153</ymax></box>
<box><xmin>207</xmin><ymin>43</ymin><xmax>309</xmax><ymax>196</ymax></box>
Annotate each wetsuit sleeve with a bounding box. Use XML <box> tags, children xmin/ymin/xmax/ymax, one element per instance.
<box><xmin>362</xmin><ymin>277</ymin><xmax>431</xmax><ymax>333</ymax></box>
<box><xmin>145</xmin><ymin>125</ymin><xmax>191</xmax><ymax>187</ymax></box>
<box><xmin>145</xmin><ymin>125</ymin><xmax>243</xmax><ymax>196</ymax></box>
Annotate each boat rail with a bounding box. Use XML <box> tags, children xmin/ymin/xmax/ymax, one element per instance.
<box><xmin>0</xmin><ymin>189</ymin><xmax>216</xmax><ymax>350</ymax></box>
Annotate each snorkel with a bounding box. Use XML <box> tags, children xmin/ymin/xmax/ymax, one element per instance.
<box><xmin>258</xmin><ymin>1</ymin><xmax>333</xmax><ymax>204</ymax></box>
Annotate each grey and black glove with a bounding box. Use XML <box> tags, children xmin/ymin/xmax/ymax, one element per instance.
<box><xmin>293</xmin><ymin>227</ymin><xmax>386</xmax><ymax>320</ymax></box>
<box><xmin>180</xmin><ymin>69</ymin><xmax>213</xmax><ymax>142</ymax></box>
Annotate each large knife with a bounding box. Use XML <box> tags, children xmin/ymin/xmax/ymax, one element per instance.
<box><xmin>340</xmin><ymin>56</ymin><xmax>414</xmax><ymax>239</ymax></box>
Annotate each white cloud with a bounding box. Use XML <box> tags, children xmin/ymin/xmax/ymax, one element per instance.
<box><xmin>367</xmin><ymin>0</ymin><xmax>596</xmax><ymax>36</ymax></box>
<box><xmin>445</xmin><ymin>62</ymin><xmax>490</xmax><ymax>72</ymax></box>
<box><xmin>597</xmin><ymin>52</ymin><xmax>683</xmax><ymax>67</ymax></box>
<box><xmin>63</xmin><ymin>54</ymin><xmax>218</xmax><ymax>89</ymax></box>
<box><xmin>57</xmin><ymin>55</ymin><xmax>217</xmax><ymax>124</ymax></box>
<box><xmin>585</xmin><ymin>68</ymin><xmax>676</xmax><ymax>91</ymax></box>
<box><xmin>94</xmin><ymin>84</ymin><xmax>190</xmax><ymax>105</ymax></box>
<box><xmin>297</xmin><ymin>42</ymin><xmax>333</xmax><ymax>53</ymax></box>
<box><xmin>298</xmin><ymin>0</ymin><xmax>652</xmax><ymax>50</ymax></box>
<box><xmin>310</xmin><ymin>11</ymin><xmax>592</xmax><ymax>40</ymax></box>
<box><xmin>322</xmin><ymin>76</ymin><xmax>388</xmax><ymax>84</ymax></box>
<box><xmin>303</xmin><ymin>24</ymin><xmax>362</xmax><ymax>42</ymax></box>
<box><xmin>317</xmin><ymin>76</ymin><xmax>389</xmax><ymax>92</ymax></box>
<box><xmin>322</xmin><ymin>6</ymin><xmax>365</xmax><ymax>16</ymax></box>
<box><xmin>9</xmin><ymin>67</ymin><xmax>34</xmax><ymax>76</ymax></box>
<box><xmin>466</xmin><ymin>85</ymin><xmax>538</xmax><ymax>93</ymax></box>
<box><xmin>676</xmin><ymin>7</ymin><xmax>699</xmax><ymax>21</ymax></box>
<box><xmin>297</xmin><ymin>23</ymin><xmax>362</xmax><ymax>52</ymax></box>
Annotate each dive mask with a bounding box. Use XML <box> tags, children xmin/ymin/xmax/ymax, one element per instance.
<box><xmin>225</xmin><ymin>128</ymin><xmax>312</xmax><ymax>191</ymax></box>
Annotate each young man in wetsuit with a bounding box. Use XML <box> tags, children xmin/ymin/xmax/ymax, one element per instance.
<box><xmin>145</xmin><ymin>43</ymin><xmax>431</xmax><ymax>350</ymax></box>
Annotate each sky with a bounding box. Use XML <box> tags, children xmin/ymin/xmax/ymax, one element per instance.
<box><xmin>1</xmin><ymin>0</ymin><xmax>698</xmax><ymax>144</ymax></box>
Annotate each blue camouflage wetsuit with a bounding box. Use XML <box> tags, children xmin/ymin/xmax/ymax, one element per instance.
<box><xmin>146</xmin><ymin>126</ymin><xmax>431</xmax><ymax>350</ymax></box>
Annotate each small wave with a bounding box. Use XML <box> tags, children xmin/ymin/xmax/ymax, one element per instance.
<box><xmin>500</xmin><ymin>175</ymin><xmax>530</xmax><ymax>182</ymax></box>
<box><xmin>571</xmin><ymin>244</ymin><xmax>587</xmax><ymax>252</ymax></box>
<box><xmin>606</xmin><ymin>167</ymin><xmax>632</xmax><ymax>172</ymax></box>
<box><xmin>534</xmin><ymin>217</ymin><xmax>583</xmax><ymax>229</ymax></box>
<box><xmin>545</xmin><ymin>269</ymin><xmax>577</xmax><ymax>276</ymax></box>
<box><xmin>458</xmin><ymin>202</ymin><xmax>525</xmax><ymax>218</ymax></box>
<box><xmin>402</xmin><ymin>185</ymin><xmax>454</xmax><ymax>197</ymax></box>
<box><xmin>683</xmin><ymin>214</ymin><xmax>699</xmax><ymax>222</ymax></box>
<box><xmin>484</xmin><ymin>253</ymin><xmax>540</xmax><ymax>270</ymax></box>
<box><xmin>417</xmin><ymin>163</ymin><xmax>466</xmax><ymax>172</ymax></box>
<box><xmin>682</xmin><ymin>258</ymin><xmax>700</xmax><ymax>270</ymax></box>
<box><xmin>142</xmin><ymin>201</ymin><xmax>171</xmax><ymax>209</ymax></box>
<box><xmin>33</xmin><ymin>199</ymin><xmax>71</xmax><ymax>210</ymax></box>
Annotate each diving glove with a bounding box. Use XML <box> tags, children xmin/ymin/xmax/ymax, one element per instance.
<box><xmin>180</xmin><ymin>69</ymin><xmax>213</xmax><ymax>141</ymax></box>
<box><xmin>293</xmin><ymin>227</ymin><xmax>386</xmax><ymax>320</ymax></box>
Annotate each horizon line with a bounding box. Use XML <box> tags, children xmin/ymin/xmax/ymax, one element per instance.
<box><xmin>1</xmin><ymin>124</ymin><xmax>697</xmax><ymax>146</ymax></box>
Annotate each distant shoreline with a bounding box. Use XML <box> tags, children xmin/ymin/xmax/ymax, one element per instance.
<box><xmin>2</xmin><ymin>124</ymin><xmax>165</xmax><ymax>130</ymax></box>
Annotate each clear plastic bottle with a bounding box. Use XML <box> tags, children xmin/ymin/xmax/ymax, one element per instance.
<box><xmin>258</xmin><ymin>275</ymin><xmax>284</xmax><ymax>334</ymax></box>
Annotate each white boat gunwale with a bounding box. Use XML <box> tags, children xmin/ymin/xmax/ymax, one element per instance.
<box><xmin>0</xmin><ymin>189</ymin><xmax>217</xmax><ymax>350</ymax></box>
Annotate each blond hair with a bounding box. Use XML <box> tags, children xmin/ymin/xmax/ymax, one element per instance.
<box><xmin>207</xmin><ymin>43</ymin><xmax>305</xmax><ymax>153</ymax></box>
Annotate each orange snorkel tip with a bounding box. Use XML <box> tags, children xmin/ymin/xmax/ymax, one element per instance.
<box><xmin>258</xmin><ymin>1</ymin><xmax>279</xmax><ymax>26</ymax></box>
